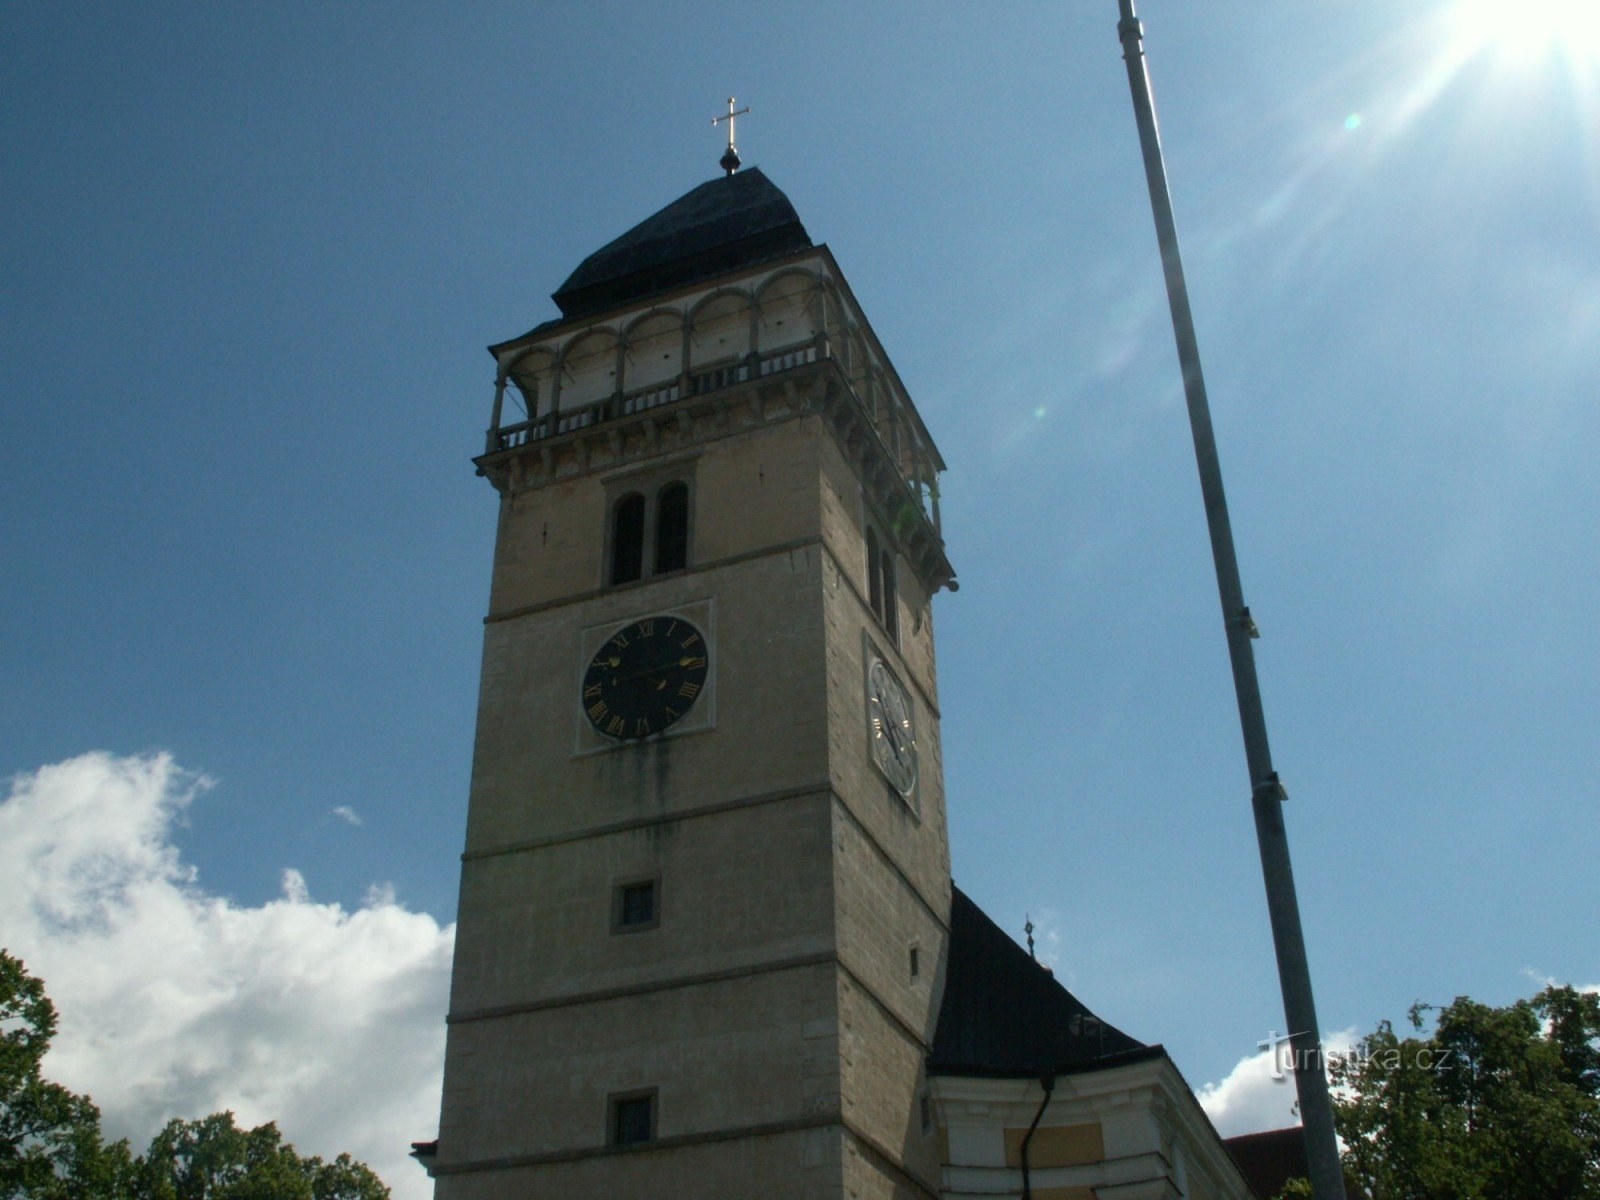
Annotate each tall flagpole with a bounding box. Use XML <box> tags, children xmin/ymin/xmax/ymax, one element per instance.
<box><xmin>1112</xmin><ymin>4</ymin><xmax>1346</xmax><ymax>1197</ymax></box>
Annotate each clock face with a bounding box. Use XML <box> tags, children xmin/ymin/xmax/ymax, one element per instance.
<box><xmin>582</xmin><ymin>616</ymin><xmax>709</xmax><ymax>740</ymax></box>
<box><xmin>868</xmin><ymin>659</ymin><xmax>917</xmax><ymax>796</ymax></box>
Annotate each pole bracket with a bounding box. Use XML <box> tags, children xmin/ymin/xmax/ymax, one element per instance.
<box><xmin>1253</xmin><ymin>772</ymin><xmax>1289</xmax><ymax>803</ymax></box>
<box><xmin>1236</xmin><ymin>606</ymin><xmax>1261</xmax><ymax>638</ymax></box>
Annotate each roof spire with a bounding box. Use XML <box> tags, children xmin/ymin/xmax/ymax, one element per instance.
<box><xmin>1024</xmin><ymin>914</ymin><xmax>1036</xmax><ymax>961</ymax></box>
<box><xmin>711</xmin><ymin>96</ymin><xmax>749</xmax><ymax>176</ymax></box>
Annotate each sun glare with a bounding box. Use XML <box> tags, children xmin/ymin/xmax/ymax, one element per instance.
<box><xmin>1452</xmin><ymin>0</ymin><xmax>1600</xmax><ymax>66</ymax></box>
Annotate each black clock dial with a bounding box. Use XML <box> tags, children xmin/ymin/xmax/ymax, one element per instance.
<box><xmin>582</xmin><ymin>616</ymin><xmax>709</xmax><ymax>740</ymax></box>
<box><xmin>868</xmin><ymin>658</ymin><xmax>917</xmax><ymax>796</ymax></box>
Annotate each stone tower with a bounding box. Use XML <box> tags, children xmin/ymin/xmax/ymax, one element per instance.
<box><xmin>427</xmin><ymin>168</ymin><xmax>958</xmax><ymax>1198</ymax></box>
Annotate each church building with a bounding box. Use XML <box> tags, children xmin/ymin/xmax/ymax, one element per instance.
<box><xmin>414</xmin><ymin>149</ymin><xmax>1260</xmax><ymax>1199</ymax></box>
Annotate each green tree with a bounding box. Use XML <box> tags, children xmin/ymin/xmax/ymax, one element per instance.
<box><xmin>1330</xmin><ymin>985</ymin><xmax>1600</xmax><ymax>1199</ymax></box>
<box><xmin>138</xmin><ymin>1113</ymin><xmax>387</xmax><ymax>1200</ymax></box>
<box><xmin>0</xmin><ymin>951</ymin><xmax>388</xmax><ymax>1200</ymax></box>
<box><xmin>0</xmin><ymin>951</ymin><xmax>136</xmax><ymax>1199</ymax></box>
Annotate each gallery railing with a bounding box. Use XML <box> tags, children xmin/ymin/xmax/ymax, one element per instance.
<box><xmin>491</xmin><ymin>342</ymin><xmax>819</xmax><ymax>452</ymax></box>
<box><xmin>485</xmin><ymin>338</ymin><xmax>938</xmax><ymax>538</ymax></box>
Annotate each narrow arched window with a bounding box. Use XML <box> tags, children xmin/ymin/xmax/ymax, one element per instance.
<box><xmin>866</xmin><ymin>527</ymin><xmax>883</xmax><ymax>620</ymax></box>
<box><xmin>880</xmin><ymin>548</ymin><xmax>898</xmax><ymax>641</ymax></box>
<box><xmin>611</xmin><ymin>493</ymin><xmax>645</xmax><ymax>584</ymax></box>
<box><xmin>655</xmin><ymin>482</ymin><xmax>689</xmax><ymax>574</ymax></box>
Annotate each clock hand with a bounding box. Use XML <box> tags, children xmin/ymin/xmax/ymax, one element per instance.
<box><xmin>629</xmin><ymin>653</ymin><xmax>699</xmax><ymax>681</ymax></box>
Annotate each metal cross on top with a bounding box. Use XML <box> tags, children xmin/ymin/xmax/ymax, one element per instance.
<box><xmin>712</xmin><ymin>97</ymin><xmax>749</xmax><ymax>176</ymax></box>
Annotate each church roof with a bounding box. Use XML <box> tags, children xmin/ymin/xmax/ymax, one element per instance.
<box><xmin>930</xmin><ymin>885</ymin><xmax>1152</xmax><ymax>1078</ymax></box>
<box><xmin>549</xmin><ymin>168</ymin><xmax>813</xmax><ymax>321</ymax></box>
<box><xmin>1222</xmin><ymin>1128</ymin><xmax>1313</xmax><ymax>1200</ymax></box>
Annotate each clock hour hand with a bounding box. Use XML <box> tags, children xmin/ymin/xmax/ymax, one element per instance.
<box><xmin>879</xmin><ymin>714</ymin><xmax>905</xmax><ymax>757</ymax></box>
<box><xmin>612</xmin><ymin>647</ymin><xmax>685</xmax><ymax>687</ymax></box>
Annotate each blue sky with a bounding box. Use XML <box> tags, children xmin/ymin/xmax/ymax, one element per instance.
<box><xmin>4</xmin><ymin>1</ymin><xmax>1597</xmax><ymax>1191</ymax></box>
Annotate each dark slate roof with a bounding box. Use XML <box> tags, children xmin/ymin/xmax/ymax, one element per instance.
<box><xmin>1222</xmin><ymin>1128</ymin><xmax>1311</xmax><ymax>1200</ymax></box>
<box><xmin>549</xmin><ymin>168</ymin><xmax>812</xmax><ymax>321</ymax></box>
<box><xmin>930</xmin><ymin>885</ymin><xmax>1152</xmax><ymax>1078</ymax></box>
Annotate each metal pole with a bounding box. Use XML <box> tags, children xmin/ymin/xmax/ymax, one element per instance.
<box><xmin>1112</xmin><ymin>4</ymin><xmax>1345</xmax><ymax>1197</ymax></box>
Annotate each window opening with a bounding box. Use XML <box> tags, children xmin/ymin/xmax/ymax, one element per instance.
<box><xmin>609</xmin><ymin>1091</ymin><xmax>656</xmax><ymax>1147</ymax></box>
<box><xmin>867</xmin><ymin>527</ymin><xmax>883</xmax><ymax>619</ymax></box>
<box><xmin>614</xmin><ymin>879</ymin><xmax>659</xmax><ymax>932</ymax></box>
<box><xmin>611</xmin><ymin>493</ymin><xmax>645</xmax><ymax>584</ymax></box>
<box><xmin>655</xmin><ymin>482</ymin><xmax>689</xmax><ymax>574</ymax></box>
<box><xmin>880</xmin><ymin>548</ymin><xmax>898</xmax><ymax>641</ymax></box>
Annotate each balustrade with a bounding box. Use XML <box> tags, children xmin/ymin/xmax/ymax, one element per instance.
<box><xmin>486</xmin><ymin>339</ymin><xmax>938</xmax><ymax>535</ymax></box>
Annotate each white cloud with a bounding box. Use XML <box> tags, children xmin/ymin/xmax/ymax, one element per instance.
<box><xmin>1521</xmin><ymin>967</ymin><xmax>1600</xmax><ymax>995</ymax></box>
<box><xmin>1196</xmin><ymin>1046</ymin><xmax>1300</xmax><ymax>1138</ymax></box>
<box><xmin>1196</xmin><ymin>1030</ymin><xmax>1359</xmax><ymax>1139</ymax></box>
<box><xmin>332</xmin><ymin>805</ymin><xmax>364</xmax><ymax>826</ymax></box>
<box><xmin>0</xmin><ymin>752</ymin><xmax>453</xmax><ymax>1200</ymax></box>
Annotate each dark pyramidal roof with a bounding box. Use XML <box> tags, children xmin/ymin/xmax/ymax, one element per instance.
<box><xmin>931</xmin><ymin>886</ymin><xmax>1152</xmax><ymax>1077</ymax></box>
<box><xmin>551</xmin><ymin>168</ymin><xmax>813</xmax><ymax>321</ymax></box>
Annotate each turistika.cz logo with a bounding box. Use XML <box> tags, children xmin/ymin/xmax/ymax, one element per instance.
<box><xmin>1256</xmin><ymin>1030</ymin><xmax>1454</xmax><ymax>1081</ymax></box>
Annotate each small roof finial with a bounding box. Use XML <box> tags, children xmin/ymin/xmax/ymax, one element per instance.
<box><xmin>712</xmin><ymin>96</ymin><xmax>749</xmax><ymax>176</ymax></box>
<box><xmin>1024</xmin><ymin>914</ymin><xmax>1036</xmax><ymax>962</ymax></box>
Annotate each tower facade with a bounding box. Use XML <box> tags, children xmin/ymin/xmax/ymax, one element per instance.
<box><xmin>429</xmin><ymin>169</ymin><xmax>957</xmax><ymax>1198</ymax></box>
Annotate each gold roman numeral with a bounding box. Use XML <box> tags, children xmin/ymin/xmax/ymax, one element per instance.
<box><xmin>588</xmin><ymin>701</ymin><xmax>608</xmax><ymax>722</ymax></box>
<box><xmin>634</xmin><ymin>719</ymin><xmax>652</xmax><ymax>736</ymax></box>
<box><xmin>680</xmin><ymin>632</ymin><xmax>701</xmax><ymax>648</ymax></box>
<box><xmin>678</xmin><ymin>681</ymin><xmax>701</xmax><ymax>700</ymax></box>
<box><xmin>636</xmin><ymin>619</ymin><xmax>654</xmax><ymax>636</ymax></box>
<box><xmin>584</xmin><ymin>683</ymin><xmax>602</xmax><ymax>700</ymax></box>
<box><xmin>605</xmin><ymin>715</ymin><xmax>625</xmax><ymax>736</ymax></box>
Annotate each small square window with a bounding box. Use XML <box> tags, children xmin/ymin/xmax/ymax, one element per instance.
<box><xmin>613</xmin><ymin>878</ymin><xmax>659</xmax><ymax>933</ymax></box>
<box><xmin>609</xmin><ymin>1090</ymin><xmax>656</xmax><ymax>1147</ymax></box>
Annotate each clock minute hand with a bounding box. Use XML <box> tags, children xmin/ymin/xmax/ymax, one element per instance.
<box><xmin>614</xmin><ymin>648</ymin><xmax>686</xmax><ymax>687</ymax></box>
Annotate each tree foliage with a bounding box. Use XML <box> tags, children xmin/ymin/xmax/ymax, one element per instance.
<box><xmin>0</xmin><ymin>951</ymin><xmax>137</xmax><ymax>1199</ymax></box>
<box><xmin>138</xmin><ymin>1113</ymin><xmax>387</xmax><ymax>1200</ymax></box>
<box><xmin>1329</xmin><ymin>985</ymin><xmax>1600</xmax><ymax>1200</ymax></box>
<box><xmin>0</xmin><ymin>951</ymin><xmax>388</xmax><ymax>1200</ymax></box>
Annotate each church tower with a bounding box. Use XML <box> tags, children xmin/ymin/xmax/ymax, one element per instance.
<box><xmin>428</xmin><ymin>166</ymin><xmax>958</xmax><ymax>1198</ymax></box>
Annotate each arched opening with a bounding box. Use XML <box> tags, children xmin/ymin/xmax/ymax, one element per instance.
<box><xmin>624</xmin><ymin>311</ymin><xmax>684</xmax><ymax>394</ymax></box>
<box><xmin>611</xmin><ymin>493</ymin><xmax>645</xmax><ymax>584</ymax></box>
<box><xmin>655</xmin><ymin>481</ymin><xmax>689</xmax><ymax>574</ymax></box>
<box><xmin>848</xmin><ymin>331</ymin><xmax>870</xmax><ymax>391</ymax></box>
<box><xmin>880</xmin><ymin>548</ymin><xmax>898</xmax><ymax>641</ymax></box>
<box><xmin>559</xmin><ymin>329</ymin><xmax>620</xmax><ymax>412</ymax></box>
<box><xmin>756</xmin><ymin>271</ymin><xmax>819</xmax><ymax>351</ymax></box>
<box><xmin>507</xmin><ymin>348</ymin><xmax>557</xmax><ymax>422</ymax></box>
<box><xmin>689</xmin><ymin>291</ymin><xmax>753</xmax><ymax>375</ymax></box>
<box><xmin>867</xmin><ymin>526</ymin><xmax>883</xmax><ymax>619</ymax></box>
